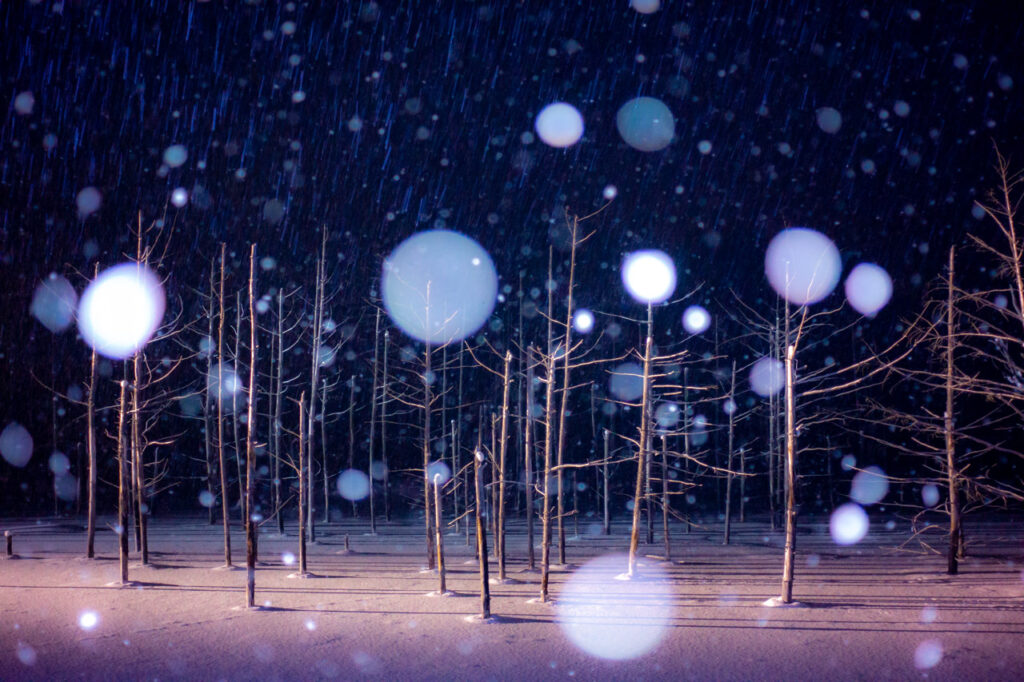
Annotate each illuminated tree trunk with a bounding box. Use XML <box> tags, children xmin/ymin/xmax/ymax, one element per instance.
<box><xmin>368</xmin><ymin>308</ymin><xmax>381</xmax><ymax>535</ymax></box>
<box><xmin>524</xmin><ymin>348</ymin><xmax>536</xmax><ymax>570</ymax></box>
<box><xmin>433</xmin><ymin>475</ymin><xmax>447</xmax><ymax>594</ymax></box>
<box><xmin>85</xmin><ymin>317</ymin><xmax>98</xmax><ymax>558</ymax></box>
<box><xmin>245</xmin><ymin>244</ymin><xmax>259</xmax><ymax>608</ymax></box>
<box><xmin>306</xmin><ymin>230</ymin><xmax>327</xmax><ymax>544</ymax></box>
<box><xmin>274</xmin><ymin>290</ymin><xmax>285</xmax><ymax>536</ymax></box>
<box><xmin>217</xmin><ymin>243</ymin><xmax>232</xmax><ymax>567</ymax></box>
<box><xmin>382</xmin><ymin>330</ymin><xmax>391</xmax><ymax>522</ymax></box>
<box><xmin>233</xmin><ymin>291</ymin><xmax>245</xmax><ymax>524</ymax></box>
<box><xmin>660</xmin><ymin>435</ymin><xmax>671</xmax><ymax>561</ymax></box>
<box><xmin>204</xmin><ymin>257</ymin><xmax>216</xmax><ymax>526</ymax></box>
<box><xmin>496</xmin><ymin>351</ymin><xmax>511</xmax><ymax>581</ymax></box>
<box><xmin>602</xmin><ymin>428</ymin><xmax>610</xmax><ymax>536</ymax></box>
<box><xmin>116</xmin><ymin>378</ymin><xmax>130</xmax><ymax>585</ymax></box>
<box><xmin>945</xmin><ymin>246</ymin><xmax>961</xmax><ymax>576</ymax></box>
<box><xmin>779</xmin><ymin>342</ymin><xmax>797</xmax><ymax>604</ymax></box>
<box><xmin>297</xmin><ymin>391</ymin><xmax>309</xmax><ymax>576</ymax></box>
<box><xmin>627</xmin><ymin>307</ymin><xmax>653</xmax><ymax>578</ymax></box>
<box><xmin>724</xmin><ymin>360</ymin><xmax>736</xmax><ymax>545</ymax></box>
<box><xmin>539</xmin><ymin>352</ymin><xmax>555</xmax><ymax>601</ymax></box>
<box><xmin>473</xmin><ymin>450</ymin><xmax>490</xmax><ymax>619</ymax></box>
<box><xmin>422</xmin><ymin>336</ymin><xmax>435</xmax><ymax>571</ymax></box>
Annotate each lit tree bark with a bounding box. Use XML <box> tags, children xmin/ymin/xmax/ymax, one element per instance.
<box><xmin>602</xmin><ymin>428</ymin><xmax>610</xmax><ymax>536</ymax></box>
<box><xmin>473</xmin><ymin>450</ymin><xmax>491</xmax><ymax>619</ymax></box>
<box><xmin>433</xmin><ymin>475</ymin><xmax>447</xmax><ymax>595</ymax></box>
<box><xmin>944</xmin><ymin>245</ymin><xmax>961</xmax><ymax>576</ymax></box>
<box><xmin>627</xmin><ymin>319</ymin><xmax>653</xmax><ymax>578</ymax></box>
<box><xmin>116</xmin><ymin>378</ymin><xmax>130</xmax><ymax>585</ymax></box>
<box><xmin>85</xmin><ymin>276</ymin><xmax>98</xmax><ymax>558</ymax></box>
<box><xmin>297</xmin><ymin>391</ymin><xmax>308</xmax><ymax>576</ymax></box>
<box><xmin>660</xmin><ymin>434</ymin><xmax>671</xmax><ymax>561</ymax></box>
<box><xmin>245</xmin><ymin>244</ymin><xmax>259</xmax><ymax>608</ymax></box>
<box><xmin>779</xmin><ymin>340</ymin><xmax>798</xmax><ymax>604</ymax></box>
<box><xmin>539</xmin><ymin>351</ymin><xmax>555</xmax><ymax>601</ymax></box>
<box><xmin>496</xmin><ymin>351</ymin><xmax>511</xmax><ymax>581</ymax></box>
<box><xmin>204</xmin><ymin>256</ymin><xmax>216</xmax><ymax>526</ymax></box>
<box><xmin>724</xmin><ymin>360</ymin><xmax>737</xmax><ymax>545</ymax></box>
<box><xmin>381</xmin><ymin>330</ymin><xmax>391</xmax><ymax>522</ymax></box>
<box><xmin>274</xmin><ymin>290</ymin><xmax>285</xmax><ymax>536</ymax></box>
<box><xmin>367</xmin><ymin>308</ymin><xmax>381</xmax><ymax>535</ymax></box>
<box><xmin>217</xmin><ymin>243</ymin><xmax>232</xmax><ymax>568</ymax></box>
<box><xmin>524</xmin><ymin>348</ymin><xmax>536</xmax><ymax>570</ymax></box>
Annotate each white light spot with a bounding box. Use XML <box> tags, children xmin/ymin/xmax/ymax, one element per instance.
<box><xmin>603</xmin><ymin>185</ymin><xmax>618</xmax><ymax>200</ymax></box>
<box><xmin>534</xmin><ymin>102</ymin><xmax>584</xmax><ymax>148</ymax></box>
<box><xmin>621</xmin><ymin>250</ymin><xmax>676</xmax><ymax>304</ymax></box>
<box><xmin>382</xmin><ymin>230</ymin><xmax>498</xmax><ymax>344</ymax></box>
<box><xmin>850</xmin><ymin>466</ymin><xmax>889</xmax><ymax>505</ymax></box>
<box><xmin>922</xmin><ymin>484</ymin><xmax>940</xmax><ymax>507</ymax></box>
<box><xmin>682</xmin><ymin>305</ymin><xmax>711</xmax><ymax>334</ymax></box>
<box><xmin>749</xmin><ymin>357</ymin><xmax>784</xmax><ymax>397</ymax></box>
<box><xmin>914</xmin><ymin>639</ymin><xmax>943</xmax><ymax>670</ymax></box>
<box><xmin>845</xmin><ymin>263</ymin><xmax>892</xmax><ymax>317</ymax></box>
<box><xmin>829</xmin><ymin>503</ymin><xmax>869</xmax><ymax>545</ymax></box>
<box><xmin>198</xmin><ymin>490</ymin><xmax>215</xmax><ymax>508</ymax></box>
<box><xmin>77</xmin><ymin>263</ymin><xmax>165</xmax><ymax>359</ymax></box>
<box><xmin>573</xmin><ymin>309</ymin><xmax>595</xmax><ymax>334</ymax></box>
<box><xmin>170</xmin><ymin>187</ymin><xmax>189</xmax><ymax>207</ymax></box>
<box><xmin>556</xmin><ymin>553</ymin><xmax>672</xmax><ymax>660</ymax></box>
<box><xmin>282</xmin><ymin>552</ymin><xmax>296</xmax><ymax>566</ymax></box>
<box><xmin>764</xmin><ymin>228</ymin><xmax>842</xmax><ymax>306</ymax></box>
<box><xmin>425</xmin><ymin>460</ymin><xmax>452</xmax><ymax>485</ymax></box>
<box><xmin>78</xmin><ymin>611</ymin><xmax>99</xmax><ymax>631</ymax></box>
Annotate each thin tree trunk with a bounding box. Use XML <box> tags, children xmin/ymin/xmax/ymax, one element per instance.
<box><xmin>555</xmin><ymin>222</ymin><xmax>579</xmax><ymax>566</ymax></box>
<box><xmin>724</xmin><ymin>360</ymin><xmax>736</xmax><ymax>545</ymax></box>
<box><xmin>116</xmin><ymin>377</ymin><xmax>129</xmax><ymax>585</ymax></box>
<box><xmin>660</xmin><ymin>435</ymin><xmax>671</xmax><ymax>561</ymax></box>
<box><xmin>274</xmin><ymin>290</ymin><xmax>285</xmax><ymax>535</ymax></box>
<box><xmin>321</xmin><ymin>377</ymin><xmax>330</xmax><ymax>524</ymax></box>
<box><xmin>245</xmin><ymin>244</ymin><xmax>259</xmax><ymax>608</ymax></box>
<box><xmin>497</xmin><ymin>351</ymin><xmax>511</xmax><ymax>581</ymax></box>
<box><xmin>627</xmin><ymin>307</ymin><xmax>653</xmax><ymax>578</ymax></box>
<box><xmin>298</xmin><ymin>392</ymin><xmax>308</xmax><ymax>575</ymax></box>
<box><xmin>85</xmin><ymin>320</ymin><xmax>98</xmax><ymax>558</ymax></box>
<box><xmin>233</xmin><ymin>291</ymin><xmax>245</xmax><ymax>524</ymax></box>
<box><xmin>368</xmin><ymin>308</ymin><xmax>381</xmax><ymax>535</ymax></box>
<box><xmin>217</xmin><ymin>243</ymin><xmax>232</xmax><ymax>567</ymax></box>
<box><xmin>204</xmin><ymin>257</ymin><xmax>216</xmax><ymax>526</ymax></box>
<box><xmin>433</xmin><ymin>475</ymin><xmax>447</xmax><ymax>594</ymax></box>
<box><xmin>474</xmin><ymin>450</ymin><xmax>491</xmax><ymax>619</ymax></box>
<box><xmin>382</xmin><ymin>330</ymin><xmax>391</xmax><ymax>522</ymax></box>
<box><xmin>525</xmin><ymin>348</ymin><xmax>536</xmax><ymax>570</ymax></box>
<box><xmin>780</xmin><ymin>340</ymin><xmax>798</xmax><ymax>604</ymax></box>
<box><xmin>306</xmin><ymin>230</ymin><xmax>327</xmax><ymax>544</ymax></box>
<box><xmin>602</xmin><ymin>428</ymin><xmax>610</xmax><ymax>536</ymax></box>
<box><xmin>945</xmin><ymin>246</ymin><xmax>961</xmax><ymax>576</ymax></box>
<box><xmin>132</xmin><ymin>350</ymin><xmax>148</xmax><ymax>565</ymax></box>
<box><xmin>348</xmin><ymin>375</ymin><xmax>356</xmax><ymax>517</ymax></box>
<box><xmin>539</xmin><ymin>352</ymin><xmax>555</xmax><ymax>601</ymax></box>
<box><xmin>422</xmin><ymin>334</ymin><xmax>435</xmax><ymax>571</ymax></box>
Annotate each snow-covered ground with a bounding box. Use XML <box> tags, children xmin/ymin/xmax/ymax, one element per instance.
<box><xmin>1</xmin><ymin>514</ymin><xmax>1022</xmax><ymax>680</ymax></box>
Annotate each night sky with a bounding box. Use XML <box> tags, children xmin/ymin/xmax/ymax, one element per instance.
<box><xmin>3</xmin><ymin>0</ymin><xmax>1024</xmax><ymax>513</ymax></box>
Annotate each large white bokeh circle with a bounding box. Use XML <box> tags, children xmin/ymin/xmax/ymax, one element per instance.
<box><xmin>764</xmin><ymin>228</ymin><xmax>841</xmax><ymax>306</ymax></box>
<box><xmin>382</xmin><ymin>230</ymin><xmax>498</xmax><ymax>344</ymax></box>
<box><xmin>556</xmin><ymin>553</ymin><xmax>673</xmax><ymax>660</ymax></box>
<box><xmin>621</xmin><ymin>250</ymin><xmax>676</xmax><ymax>304</ymax></box>
<box><xmin>844</xmin><ymin>262</ymin><xmax>892</xmax><ymax>317</ymax></box>
<box><xmin>77</xmin><ymin>263</ymin><xmax>166</xmax><ymax>359</ymax></box>
<box><xmin>535</xmin><ymin>102</ymin><xmax>584</xmax><ymax>148</ymax></box>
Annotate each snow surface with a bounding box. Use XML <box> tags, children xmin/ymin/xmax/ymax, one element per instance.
<box><xmin>1</xmin><ymin>516</ymin><xmax>1022</xmax><ymax>680</ymax></box>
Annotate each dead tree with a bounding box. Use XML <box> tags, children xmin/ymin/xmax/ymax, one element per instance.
<box><xmin>244</xmin><ymin>244</ymin><xmax>259</xmax><ymax>608</ymax></box>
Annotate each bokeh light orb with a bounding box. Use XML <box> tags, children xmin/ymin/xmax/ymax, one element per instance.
<box><xmin>30</xmin><ymin>274</ymin><xmax>78</xmax><ymax>333</ymax></box>
<box><xmin>815</xmin><ymin>107</ymin><xmax>842</xmax><ymax>134</ymax></box>
<box><xmin>426</xmin><ymin>460</ymin><xmax>452</xmax><ymax>485</ymax></box>
<box><xmin>621</xmin><ymin>250</ymin><xmax>676</xmax><ymax>304</ymax></box>
<box><xmin>850</xmin><ymin>465</ymin><xmax>889</xmax><ymax>506</ymax></box>
<box><xmin>78</xmin><ymin>610</ymin><xmax>99</xmax><ymax>631</ymax></box>
<box><xmin>609</xmin><ymin>362</ymin><xmax>644</xmax><ymax>402</ymax></box>
<box><xmin>76</xmin><ymin>187</ymin><xmax>102</xmax><ymax>218</ymax></box>
<box><xmin>198</xmin><ymin>490</ymin><xmax>216</xmax><ymax>508</ymax></box>
<box><xmin>682</xmin><ymin>305</ymin><xmax>711</xmax><ymax>334</ymax></box>
<box><xmin>207</xmin><ymin>362</ymin><xmax>244</xmax><ymax>411</ymax></box>
<box><xmin>14</xmin><ymin>91</ymin><xmax>35</xmax><ymax>115</ymax></box>
<box><xmin>534</xmin><ymin>102</ymin><xmax>584</xmax><ymax>148</ymax></box>
<box><xmin>48</xmin><ymin>451</ymin><xmax>70</xmax><ymax>475</ymax></box>
<box><xmin>77</xmin><ymin>263</ymin><xmax>165</xmax><ymax>359</ymax></box>
<box><xmin>829</xmin><ymin>503</ymin><xmax>869</xmax><ymax>545</ymax></box>
<box><xmin>914</xmin><ymin>640</ymin><xmax>943</xmax><ymax>670</ymax></box>
<box><xmin>845</xmin><ymin>263</ymin><xmax>892</xmax><ymax>317</ymax></box>
<box><xmin>337</xmin><ymin>469</ymin><xmax>371</xmax><ymax>501</ymax></box>
<box><xmin>54</xmin><ymin>473</ymin><xmax>78</xmax><ymax>502</ymax></box>
<box><xmin>556</xmin><ymin>553</ymin><xmax>673</xmax><ymax>660</ymax></box>
<box><xmin>749</xmin><ymin>357</ymin><xmax>785</xmax><ymax>397</ymax></box>
<box><xmin>382</xmin><ymin>230</ymin><xmax>498</xmax><ymax>344</ymax></box>
<box><xmin>0</xmin><ymin>422</ymin><xmax>34</xmax><ymax>468</ymax></box>
<box><xmin>573</xmin><ymin>309</ymin><xmax>595</xmax><ymax>334</ymax></box>
<box><xmin>616</xmin><ymin>97</ymin><xmax>675</xmax><ymax>152</ymax></box>
<box><xmin>630</xmin><ymin>0</ymin><xmax>661</xmax><ymax>14</ymax></box>
<box><xmin>654</xmin><ymin>402</ymin><xmax>680</xmax><ymax>430</ymax></box>
<box><xmin>163</xmin><ymin>144</ymin><xmax>188</xmax><ymax>167</ymax></box>
<box><xmin>921</xmin><ymin>483</ymin><xmax>940</xmax><ymax>507</ymax></box>
<box><xmin>764</xmin><ymin>228</ymin><xmax>841</xmax><ymax>305</ymax></box>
